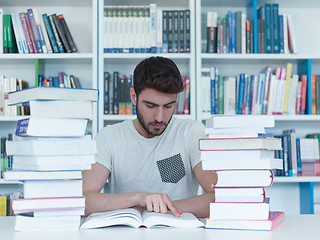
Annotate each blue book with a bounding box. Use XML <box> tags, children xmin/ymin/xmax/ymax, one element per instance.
<box><xmin>162</xmin><ymin>11</ymin><xmax>169</xmax><ymax>53</ymax></box>
<box><xmin>248</xmin><ymin>75</ymin><xmax>255</xmax><ymax>114</ymax></box>
<box><xmin>296</xmin><ymin>138</ymin><xmax>302</xmax><ymax>176</ymax></box>
<box><xmin>272</xmin><ymin>4</ymin><xmax>280</xmax><ymax>53</ymax></box>
<box><xmin>231</xmin><ymin>12</ymin><xmax>236</xmax><ymax>53</ymax></box>
<box><xmin>279</xmin><ymin>15</ymin><xmax>284</xmax><ymax>53</ymax></box>
<box><xmin>237</xmin><ymin>74</ymin><xmax>246</xmax><ymax>114</ymax></box>
<box><xmin>27</xmin><ymin>9</ymin><xmax>43</xmax><ymax>53</ymax></box>
<box><xmin>258</xmin><ymin>4</ymin><xmax>272</xmax><ymax>53</ymax></box>
<box><xmin>227</xmin><ymin>11</ymin><xmax>233</xmax><ymax>53</ymax></box>
<box><xmin>214</xmin><ymin>67</ymin><xmax>219</xmax><ymax>114</ymax></box>
<box><xmin>210</xmin><ymin>68</ymin><xmax>216</xmax><ymax>114</ymax></box>
<box><xmin>42</xmin><ymin>14</ymin><xmax>59</xmax><ymax>53</ymax></box>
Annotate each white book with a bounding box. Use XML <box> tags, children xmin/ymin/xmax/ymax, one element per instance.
<box><xmin>202</xmin><ymin>158</ymin><xmax>283</xmax><ymax>170</ymax></box>
<box><xmin>13</xmin><ymin>163</ymin><xmax>92</xmax><ymax>171</ymax></box>
<box><xmin>12</xmin><ymin>154</ymin><xmax>95</xmax><ymax>166</ymax></box>
<box><xmin>282</xmin><ymin>14</ymin><xmax>290</xmax><ymax>54</ymax></box>
<box><xmin>22</xmin><ymin>179</ymin><xmax>83</xmax><ymax>198</ymax></box>
<box><xmin>214</xmin><ymin>187</ymin><xmax>265</xmax><ymax>203</ymax></box>
<box><xmin>201</xmin><ymin>149</ymin><xmax>275</xmax><ymax>161</ymax></box>
<box><xmin>267</xmin><ymin>74</ymin><xmax>276</xmax><ymax>115</ymax></box>
<box><xmin>241</xmin><ymin>13</ymin><xmax>246</xmax><ymax>53</ymax></box>
<box><xmin>29</xmin><ymin>100</ymin><xmax>93</xmax><ymax>119</ymax></box>
<box><xmin>205</xmin><ymin>115</ymin><xmax>275</xmax><ymax>128</ymax></box>
<box><xmin>32</xmin><ymin>8</ymin><xmax>47</xmax><ymax>54</ymax></box>
<box><xmin>209</xmin><ymin>200</ymin><xmax>270</xmax><ymax>220</ymax></box>
<box><xmin>81</xmin><ymin>208</ymin><xmax>204</xmax><ymax>229</ymax></box>
<box><xmin>118</xmin><ymin>7</ymin><xmax>124</xmax><ymax>52</ymax></box>
<box><xmin>0</xmin><ymin>8</ymin><xmax>3</xmax><ymax>54</ymax></box>
<box><xmin>201</xmin><ymin>68</ymin><xmax>211</xmax><ymax>113</ymax></box>
<box><xmin>12</xmin><ymin>197</ymin><xmax>86</xmax><ymax>211</ymax></box>
<box><xmin>4</xmin><ymin>170</ymin><xmax>82</xmax><ymax>181</ymax></box>
<box><xmin>6</xmin><ymin>137</ymin><xmax>97</xmax><ymax>156</ymax></box>
<box><xmin>10</xmin><ymin>13</ymin><xmax>24</xmax><ymax>54</ymax></box>
<box><xmin>224</xmin><ymin>76</ymin><xmax>236</xmax><ymax>115</ymax></box>
<box><xmin>287</xmin><ymin>74</ymin><xmax>299</xmax><ymax>115</ymax></box>
<box><xmin>205</xmin><ymin>126</ymin><xmax>265</xmax><ymax>135</ymax></box>
<box><xmin>287</xmin><ymin>14</ymin><xmax>298</xmax><ymax>54</ymax></box>
<box><xmin>214</xmin><ymin>169</ymin><xmax>274</xmax><ymax>187</ymax></box>
<box><xmin>8</xmin><ymin>86</ymin><xmax>98</xmax><ymax>105</ymax></box>
<box><xmin>150</xmin><ymin>4</ymin><xmax>157</xmax><ymax>52</ymax></box>
<box><xmin>14</xmin><ymin>208</ymin><xmax>85</xmax><ymax>217</ymax></box>
<box><xmin>15</xmin><ymin>117</ymin><xmax>88</xmax><ymax>137</ymax></box>
<box><xmin>156</xmin><ymin>9</ymin><xmax>162</xmax><ymax>52</ymax></box>
<box><xmin>15</xmin><ymin>12</ymin><xmax>29</xmax><ymax>53</ymax></box>
<box><xmin>15</xmin><ymin>215</ymin><xmax>81</xmax><ymax>231</ymax></box>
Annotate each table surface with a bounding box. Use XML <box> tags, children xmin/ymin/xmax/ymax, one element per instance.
<box><xmin>1</xmin><ymin>215</ymin><xmax>320</xmax><ymax>240</ymax></box>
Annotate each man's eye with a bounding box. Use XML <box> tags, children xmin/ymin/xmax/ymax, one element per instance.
<box><xmin>165</xmin><ymin>104</ymin><xmax>173</xmax><ymax>109</ymax></box>
<box><xmin>146</xmin><ymin>104</ymin><xmax>155</xmax><ymax>108</ymax></box>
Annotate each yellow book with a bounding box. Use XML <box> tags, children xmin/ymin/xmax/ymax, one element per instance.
<box><xmin>0</xmin><ymin>196</ymin><xmax>7</xmax><ymax>216</ymax></box>
<box><xmin>312</xmin><ymin>73</ymin><xmax>317</xmax><ymax>114</ymax></box>
<box><xmin>282</xmin><ymin>63</ymin><xmax>292</xmax><ymax>114</ymax></box>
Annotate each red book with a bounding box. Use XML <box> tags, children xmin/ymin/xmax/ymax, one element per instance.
<box><xmin>183</xmin><ymin>77</ymin><xmax>190</xmax><ymax>114</ymax></box>
<box><xmin>300</xmin><ymin>74</ymin><xmax>307</xmax><ymax>114</ymax></box>
<box><xmin>25</xmin><ymin>12</ymin><xmax>38</xmax><ymax>53</ymax></box>
<box><xmin>19</xmin><ymin>12</ymin><xmax>34</xmax><ymax>53</ymax></box>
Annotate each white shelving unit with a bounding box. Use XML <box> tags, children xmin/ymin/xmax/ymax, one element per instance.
<box><xmin>195</xmin><ymin>0</ymin><xmax>320</xmax><ymax>215</ymax></box>
<box><xmin>97</xmin><ymin>0</ymin><xmax>196</xmax><ymax>131</ymax></box>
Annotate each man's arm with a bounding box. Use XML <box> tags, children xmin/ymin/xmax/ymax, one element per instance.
<box><xmin>82</xmin><ymin>162</ymin><xmax>182</xmax><ymax>216</ymax></box>
<box><xmin>172</xmin><ymin>162</ymin><xmax>217</xmax><ymax>218</ymax></box>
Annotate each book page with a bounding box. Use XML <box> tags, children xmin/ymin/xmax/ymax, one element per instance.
<box><xmin>80</xmin><ymin>208</ymin><xmax>143</xmax><ymax>229</ymax></box>
<box><xmin>142</xmin><ymin>211</ymin><xmax>204</xmax><ymax>228</ymax></box>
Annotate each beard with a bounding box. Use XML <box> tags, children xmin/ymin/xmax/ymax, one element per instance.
<box><xmin>136</xmin><ymin>103</ymin><xmax>173</xmax><ymax>137</ymax></box>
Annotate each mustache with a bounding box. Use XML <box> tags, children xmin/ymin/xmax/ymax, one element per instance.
<box><xmin>149</xmin><ymin>121</ymin><xmax>165</xmax><ymax>125</ymax></box>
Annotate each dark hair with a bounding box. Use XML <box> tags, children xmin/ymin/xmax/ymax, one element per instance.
<box><xmin>133</xmin><ymin>56</ymin><xmax>184</xmax><ymax>97</ymax></box>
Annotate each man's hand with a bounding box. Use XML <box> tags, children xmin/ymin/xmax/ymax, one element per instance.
<box><xmin>138</xmin><ymin>192</ymin><xmax>183</xmax><ymax>217</ymax></box>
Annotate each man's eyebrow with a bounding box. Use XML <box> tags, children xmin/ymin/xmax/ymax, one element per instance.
<box><xmin>142</xmin><ymin>100</ymin><xmax>176</xmax><ymax>106</ymax></box>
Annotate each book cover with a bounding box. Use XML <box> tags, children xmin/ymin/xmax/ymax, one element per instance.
<box><xmin>52</xmin><ymin>14</ymin><xmax>71</xmax><ymax>53</ymax></box>
<box><xmin>48</xmin><ymin>14</ymin><xmax>64</xmax><ymax>53</ymax></box>
<box><xmin>58</xmin><ymin>14</ymin><xmax>77</xmax><ymax>52</ymax></box>
<box><xmin>4</xmin><ymin>169</ymin><xmax>82</xmax><ymax>181</ymax></box>
<box><xmin>214</xmin><ymin>188</ymin><xmax>266</xmax><ymax>203</ymax></box>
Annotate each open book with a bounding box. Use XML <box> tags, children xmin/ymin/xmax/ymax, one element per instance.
<box><xmin>80</xmin><ymin>208</ymin><xmax>204</xmax><ymax>229</ymax></box>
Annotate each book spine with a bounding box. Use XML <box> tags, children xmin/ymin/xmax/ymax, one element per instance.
<box><xmin>272</xmin><ymin>4</ymin><xmax>279</xmax><ymax>53</ymax></box>
<box><xmin>32</xmin><ymin>9</ymin><xmax>47</xmax><ymax>54</ymax></box>
<box><xmin>58</xmin><ymin>14</ymin><xmax>77</xmax><ymax>52</ymax></box>
<box><xmin>300</xmin><ymin>75</ymin><xmax>307</xmax><ymax>114</ymax></box>
<box><xmin>173</xmin><ymin>10</ymin><xmax>179</xmax><ymax>53</ymax></box>
<box><xmin>104</xmin><ymin>72</ymin><xmax>110</xmax><ymax>114</ymax></box>
<box><xmin>264</xmin><ymin>4</ymin><xmax>272</xmax><ymax>53</ymax></box>
<box><xmin>27</xmin><ymin>9</ymin><xmax>43</xmax><ymax>53</ymax></box>
<box><xmin>178</xmin><ymin>10</ymin><xmax>184</xmax><ymax>53</ymax></box>
<box><xmin>235</xmin><ymin>11</ymin><xmax>241</xmax><ymax>53</ymax></box>
<box><xmin>184</xmin><ymin>10</ymin><xmax>190</xmax><ymax>53</ymax></box>
<box><xmin>10</xmin><ymin>13</ymin><xmax>24</xmax><ymax>54</ymax></box>
<box><xmin>113</xmin><ymin>72</ymin><xmax>119</xmax><ymax>114</ymax></box>
<box><xmin>279</xmin><ymin>15</ymin><xmax>284</xmax><ymax>54</ymax></box>
<box><xmin>48</xmin><ymin>14</ymin><xmax>64</xmax><ymax>53</ymax></box>
<box><xmin>167</xmin><ymin>11</ymin><xmax>173</xmax><ymax>53</ymax></box>
<box><xmin>39</xmin><ymin>14</ymin><xmax>53</xmax><ymax>54</ymax></box>
<box><xmin>149</xmin><ymin>4</ymin><xmax>156</xmax><ymax>53</ymax></box>
<box><xmin>25</xmin><ymin>13</ymin><xmax>38</xmax><ymax>53</ymax></box>
<box><xmin>42</xmin><ymin>14</ymin><xmax>59</xmax><ymax>53</ymax></box>
<box><xmin>52</xmin><ymin>14</ymin><xmax>71</xmax><ymax>53</ymax></box>
<box><xmin>183</xmin><ymin>77</ymin><xmax>190</xmax><ymax>114</ymax></box>
<box><xmin>162</xmin><ymin>10</ymin><xmax>168</xmax><ymax>53</ymax></box>
<box><xmin>156</xmin><ymin>9</ymin><xmax>163</xmax><ymax>53</ymax></box>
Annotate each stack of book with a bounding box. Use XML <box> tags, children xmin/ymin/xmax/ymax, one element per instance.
<box><xmin>3</xmin><ymin>86</ymin><xmax>98</xmax><ymax>231</ymax></box>
<box><xmin>200</xmin><ymin>115</ymin><xmax>285</xmax><ymax>231</ymax></box>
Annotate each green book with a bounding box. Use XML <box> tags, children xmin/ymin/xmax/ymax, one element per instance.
<box><xmin>218</xmin><ymin>75</ymin><xmax>224</xmax><ymax>114</ymax></box>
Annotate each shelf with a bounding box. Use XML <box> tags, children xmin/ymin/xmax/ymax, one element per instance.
<box><xmin>0</xmin><ymin>53</ymin><xmax>93</xmax><ymax>60</ymax></box>
<box><xmin>274</xmin><ymin>177</ymin><xmax>320</xmax><ymax>183</ymax></box>
<box><xmin>0</xmin><ymin>116</ymin><xmax>29</xmax><ymax>122</ymax></box>
<box><xmin>103</xmin><ymin>114</ymin><xmax>193</xmax><ymax>121</ymax></box>
<box><xmin>200</xmin><ymin>53</ymin><xmax>320</xmax><ymax>60</ymax></box>
<box><xmin>0</xmin><ymin>179</ymin><xmax>21</xmax><ymax>185</ymax></box>
<box><xmin>103</xmin><ymin>53</ymin><xmax>192</xmax><ymax>59</ymax></box>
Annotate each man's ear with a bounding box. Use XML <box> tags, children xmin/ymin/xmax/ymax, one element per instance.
<box><xmin>130</xmin><ymin>88</ymin><xmax>137</xmax><ymax>106</ymax></box>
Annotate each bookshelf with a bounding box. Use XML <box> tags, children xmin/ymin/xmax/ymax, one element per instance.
<box><xmin>97</xmin><ymin>0</ymin><xmax>196</xmax><ymax>131</ymax></box>
<box><xmin>0</xmin><ymin>0</ymin><xmax>98</xmax><ymax>136</ymax></box>
<box><xmin>196</xmin><ymin>0</ymin><xmax>320</xmax><ymax>215</ymax></box>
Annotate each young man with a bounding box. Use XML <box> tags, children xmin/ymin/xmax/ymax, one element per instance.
<box><xmin>83</xmin><ymin>57</ymin><xmax>217</xmax><ymax>218</ymax></box>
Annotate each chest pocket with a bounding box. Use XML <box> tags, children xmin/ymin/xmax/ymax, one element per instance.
<box><xmin>156</xmin><ymin>153</ymin><xmax>186</xmax><ymax>184</ymax></box>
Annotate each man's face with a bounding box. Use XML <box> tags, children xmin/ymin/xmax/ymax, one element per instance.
<box><xmin>133</xmin><ymin>88</ymin><xmax>177</xmax><ymax>138</ymax></box>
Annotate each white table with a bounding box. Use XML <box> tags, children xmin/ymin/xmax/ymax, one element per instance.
<box><xmin>0</xmin><ymin>215</ymin><xmax>320</xmax><ymax>240</ymax></box>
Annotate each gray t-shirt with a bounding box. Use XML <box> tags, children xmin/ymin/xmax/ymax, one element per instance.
<box><xmin>95</xmin><ymin>117</ymin><xmax>205</xmax><ymax>201</ymax></box>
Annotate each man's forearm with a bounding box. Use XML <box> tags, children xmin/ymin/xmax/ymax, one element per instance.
<box><xmin>173</xmin><ymin>192</ymin><xmax>214</xmax><ymax>218</ymax></box>
<box><xmin>84</xmin><ymin>191</ymin><xmax>141</xmax><ymax>216</ymax></box>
